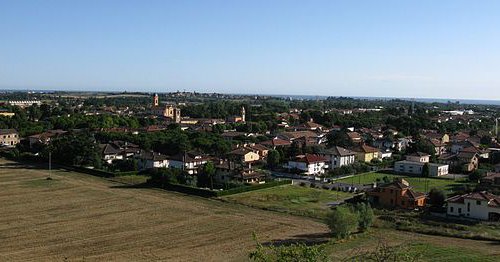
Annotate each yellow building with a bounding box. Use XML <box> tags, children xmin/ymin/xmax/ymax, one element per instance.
<box><xmin>354</xmin><ymin>144</ymin><xmax>380</xmax><ymax>162</ymax></box>
<box><xmin>0</xmin><ymin>110</ymin><xmax>15</xmax><ymax>117</ymax></box>
<box><xmin>0</xmin><ymin>129</ymin><xmax>19</xmax><ymax>147</ymax></box>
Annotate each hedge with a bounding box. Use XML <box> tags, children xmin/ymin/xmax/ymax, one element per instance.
<box><xmin>150</xmin><ymin>179</ymin><xmax>292</xmax><ymax>198</ymax></box>
<box><xmin>114</xmin><ymin>171</ymin><xmax>139</xmax><ymax>176</ymax></box>
<box><xmin>56</xmin><ymin>164</ymin><xmax>115</xmax><ymax>178</ymax></box>
<box><xmin>214</xmin><ymin>180</ymin><xmax>291</xmax><ymax>197</ymax></box>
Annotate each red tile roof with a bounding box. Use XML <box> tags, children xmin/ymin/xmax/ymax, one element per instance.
<box><xmin>294</xmin><ymin>154</ymin><xmax>327</xmax><ymax>164</ymax></box>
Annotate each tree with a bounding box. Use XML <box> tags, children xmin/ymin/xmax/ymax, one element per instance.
<box><xmin>422</xmin><ymin>163</ymin><xmax>430</xmax><ymax>178</ymax></box>
<box><xmin>427</xmin><ymin>188</ymin><xmax>446</xmax><ymax>209</ymax></box>
<box><xmin>267</xmin><ymin>150</ymin><xmax>280</xmax><ymax>169</ymax></box>
<box><xmin>198</xmin><ymin>161</ymin><xmax>216</xmax><ymax>189</ymax></box>
<box><xmin>354</xmin><ymin>203</ymin><xmax>374</xmax><ymax>232</ymax></box>
<box><xmin>325</xmin><ymin>206</ymin><xmax>359</xmax><ymax>239</ymax></box>
<box><xmin>326</xmin><ymin>130</ymin><xmax>353</xmax><ymax>148</ymax></box>
<box><xmin>469</xmin><ymin>169</ymin><xmax>486</xmax><ymax>182</ymax></box>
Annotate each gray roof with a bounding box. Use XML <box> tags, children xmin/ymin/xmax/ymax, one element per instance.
<box><xmin>318</xmin><ymin>146</ymin><xmax>355</xmax><ymax>156</ymax></box>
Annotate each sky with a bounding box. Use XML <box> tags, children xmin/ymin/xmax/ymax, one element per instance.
<box><xmin>1</xmin><ymin>0</ymin><xmax>500</xmax><ymax>100</ymax></box>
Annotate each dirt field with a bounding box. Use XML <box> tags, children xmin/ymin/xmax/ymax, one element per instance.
<box><xmin>0</xmin><ymin>159</ymin><xmax>328</xmax><ymax>261</ymax></box>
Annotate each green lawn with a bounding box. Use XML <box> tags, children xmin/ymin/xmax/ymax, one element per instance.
<box><xmin>221</xmin><ymin>184</ymin><xmax>354</xmax><ymax>219</ymax></box>
<box><xmin>335</xmin><ymin>172</ymin><xmax>469</xmax><ymax>194</ymax></box>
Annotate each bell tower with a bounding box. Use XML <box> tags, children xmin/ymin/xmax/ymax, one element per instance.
<box><xmin>153</xmin><ymin>93</ymin><xmax>159</xmax><ymax>107</ymax></box>
<box><xmin>241</xmin><ymin>106</ymin><xmax>246</xmax><ymax>123</ymax></box>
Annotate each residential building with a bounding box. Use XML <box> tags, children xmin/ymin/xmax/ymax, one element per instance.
<box><xmin>438</xmin><ymin>151</ymin><xmax>479</xmax><ymax>173</ymax></box>
<box><xmin>0</xmin><ymin>109</ymin><xmax>15</xmax><ymax>118</ymax></box>
<box><xmin>7</xmin><ymin>100</ymin><xmax>42</xmax><ymax>108</ymax></box>
<box><xmin>137</xmin><ymin>151</ymin><xmax>169</xmax><ymax>170</ymax></box>
<box><xmin>167</xmin><ymin>152</ymin><xmax>210</xmax><ymax>175</ymax></box>
<box><xmin>406</xmin><ymin>152</ymin><xmax>430</xmax><ymax>163</ymax></box>
<box><xmin>278</xmin><ymin>131</ymin><xmax>324</xmax><ymax>144</ymax></box>
<box><xmin>446</xmin><ymin>192</ymin><xmax>500</xmax><ymax>221</ymax></box>
<box><xmin>428</xmin><ymin>138</ymin><xmax>447</xmax><ymax>156</ymax></box>
<box><xmin>480</xmin><ymin>172</ymin><xmax>500</xmax><ymax>188</ymax></box>
<box><xmin>215</xmin><ymin>161</ymin><xmax>267</xmax><ymax>184</ymax></box>
<box><xmin>99</xmin><ymin>141</ymin><xmax>141</xmax><ymax>164</ymax></box>
<box><xmin>287</xmin><ymin>154</ymin><xmax>328</xmax><ymax>175</ymax></box>
<box><xmin>366</xmin><ymin>178</ymin><xmax>426</xmax><ymax>209</ymax></box>
<box><xmin>28</xmin><ymin>129</ymin><xmax>67</xmax><ymax>147</ymax></box>
<box><xmin>0</xmin><ymin>129</ymin><xmax>19</xmax><ymax>147</ymax></box>
<box><xmin>228</xmin><ymin>148</ymin><xmax>260</xmax><ymax>165</ymax></box>
<box><xmin>260</xmin><ymin>137</ymin><xmax>292</xmax><ymax>149</ymax></box>
<box><xmin>347</xmin><ymin>131</ymin><xmax>363</xmax><ymax>144</ymax></box>
<box><xmin>352</xmin><ymin>144</ymin><xmax>380</xmax><ymax>163</ymax></box>
<box><xmin>243</xmin><ymin>143</ymin><xmax>269</xmax><ymax>158</ymax></box>
<box><xmin>394</xmin><ymin>161</ymin><xmax>449</xmax><ymax>177</ymax></box>
<box><xmin>317</xmin><ymin>146</ymin><xmax>356</xmax><ymax>169</ymax></box>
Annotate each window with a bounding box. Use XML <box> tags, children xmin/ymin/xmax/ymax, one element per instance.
<box><xmin>449</xmin><ymin>207</ymin><xmax>454</xmax><ymax>213</ymax></box>
<box><xmin>476</xmin><ymin>200</ymin><xmax>481</xmax><ymax>205</ymax></box>
<box><xmin>467</xmin><ymin>203</ymin><xmax>470</xmax><ymax>212</ymax></box>
<box><xmin>458</xmin><ymin>208</ymin><xmax>462</xmax><ymax>214</ymax></box>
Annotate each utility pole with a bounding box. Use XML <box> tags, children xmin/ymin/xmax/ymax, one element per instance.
<box><xmin>48</xmin><ymin>151</ymin><xmax>52</xmax><ymax>179</ymax></box>
<box><xmin>496</xmin><ymin>118</ymin><xmax>498</xmax><ymax>138</ymax></box>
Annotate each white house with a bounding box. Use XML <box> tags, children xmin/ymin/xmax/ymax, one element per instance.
<box><xmin>317</xmin><ymin>146</ymin><xmax>356</xmax><ymax>169</ymax></box>
<box><xmin>287</xmin><ymin>154</ymin><xmax>328</xmax><ymax>175</ymax></box>
<box><xmin>137</xmin><ymin>151</ymin><xmax>169</xmax><ymax>170</ymax></box>
<box><xmin>406</xmin><ymin>152</ymin><xmax>430</xmax><ymax>163</ymax></box>
<box><xmin>446</xmin><ymin>192</ymin><xmax>500</xmax><ymax>221</ymax></box>
<box><xmin>394</xmin><ymin>161</ymin><xmax>448</xmax><ymax>177</ymax></box>
<box><xmin>167</xmin><ymin>152</ymin><xmax>210</xmax><ymax>175</ymax></box>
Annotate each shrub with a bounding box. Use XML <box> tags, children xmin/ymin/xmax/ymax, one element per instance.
<box><xmin>325</xmin><ymin>206</ymin><xmax>359</xmax><ymax>239</ymax></box>
<box><xmin>353</xmin><ymin>203</ymin><xmax>374</xmax><ymax>232</ymax></box>
<box><xmin>249</xmin><ymin>233</ymin><xmax>328</xmax><ymax>262</ymax></box>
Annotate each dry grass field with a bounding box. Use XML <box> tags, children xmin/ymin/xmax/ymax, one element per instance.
<box><xmin>0</xmin><ymin>158</ymin><xmax>328</xmax><ymax>261</ymax></box>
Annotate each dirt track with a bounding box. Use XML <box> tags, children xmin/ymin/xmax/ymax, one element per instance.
<box><xmin>0</xmin><ymin>159</ymin><xmax>328</xmax><ymax>261</ymax></box>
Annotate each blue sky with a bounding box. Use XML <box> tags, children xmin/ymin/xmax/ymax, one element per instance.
<box><xmin>1</xmin><ymin>0</ymin><xmax>500</xmax><ymax>99</ymax></box>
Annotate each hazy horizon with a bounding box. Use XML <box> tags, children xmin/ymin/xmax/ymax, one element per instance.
<box><xmin>2</xmin><ymin>1</ymin><xmax>500</xmax><ymax>100</ymax></box>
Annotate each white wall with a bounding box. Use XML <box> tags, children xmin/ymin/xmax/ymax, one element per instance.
<box><xmin>447</xmin><ymin>199</ymin><xmax>496</xmax><ymax>220</ymax></box>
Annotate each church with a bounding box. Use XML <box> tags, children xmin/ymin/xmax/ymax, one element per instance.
<box><xmin>151</xmin><ymin>94</ymin><xmax>181</xmax><ymax>123</ymax></box>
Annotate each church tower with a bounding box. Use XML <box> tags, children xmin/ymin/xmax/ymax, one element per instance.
<box><xmin>241</xmin><ymin>106</ymin><xmax>246</xmax><ymax>123</ymax></box>
<box><xmin>153</xmin><ymin>93</ymin><xmax>159</xmax><ymax>107</ymax></box>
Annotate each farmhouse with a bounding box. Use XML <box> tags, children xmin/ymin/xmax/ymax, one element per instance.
<box><xmin>446</xmin><ymin>191</ymin><xmax>500</xmax><ymax>221</ymax></box>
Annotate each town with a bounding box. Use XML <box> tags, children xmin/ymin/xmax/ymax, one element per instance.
<box><xmin>1</xmin><ymin>90</ymin><xmax>499</xmax><ymax>260</ymax></box>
